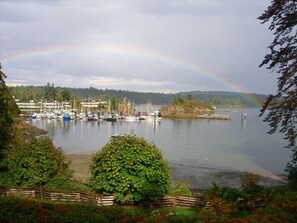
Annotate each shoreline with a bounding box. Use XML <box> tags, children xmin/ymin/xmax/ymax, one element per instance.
<box><xmin>65</xmin><ymin>154</ymin><xmax>287</xmax><ymax>191</ymax></box>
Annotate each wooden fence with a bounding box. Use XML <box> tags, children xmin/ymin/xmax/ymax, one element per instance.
<box><xmin>234</xmin><ymin>196</ymin><xmax>273</xmax><ymax>211</ymax></box>
<box><xmin>0</xmin><ymin>188</ymin><xmax>272</xmax><ymax>210</ymax></box>
<box><xmin>0</xmin><ymin>188</ymin><xmax>114</xmax><ymax>206</ymax></box>
<box><xmin>0</xmin><ymin>188</ymin><xmax>203</xmax><ymax>208</ymax></box>
<box><xmin>140</xmin><ymin>195</ymin><xmax>204</xmax><ymax>208</ymax></box>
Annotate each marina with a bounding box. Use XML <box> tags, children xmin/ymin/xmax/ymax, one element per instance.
<box><xmin>30</xmin><ymin>108</ymin><xmax>290</xmax><ymax>176</ymax></box>
<box><xmin>18</xmin><ymin>100</ymin><xmax>162</xmax><ymax>122</ymax></box>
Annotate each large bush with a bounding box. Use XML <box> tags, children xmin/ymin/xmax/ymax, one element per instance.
<box><xmin>4</xmin><ymin>137</ymin><xmax>71</xmax><ymax>187</ymax></box>
<box><xmin>90</xmin><ymin>135</ymin><xmax>171</xmax><ymax>203</ymax></box>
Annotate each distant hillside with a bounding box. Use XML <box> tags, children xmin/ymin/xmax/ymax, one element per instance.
<box><xmin>179</xmin><ymin>91</ymin><xmax>267</xmax><ymax>107</ymax></box>
<box><xmin>10</xmin><ymin>85</ymin><xmax>267</xmax><ymax>107</ymax></box>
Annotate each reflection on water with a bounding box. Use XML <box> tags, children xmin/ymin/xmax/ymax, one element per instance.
<box><xmin>32</xmin><ymin>108</ymin><xmax>290</xmax><ymax>174</ymax></box>
<box><xmin>241</xmin><ymin>113</ymin><xmax>247</xmax><ymax>137</ymax></box>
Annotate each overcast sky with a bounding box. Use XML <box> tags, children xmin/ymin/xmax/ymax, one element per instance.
<box><xmin>0</xmin><ymin>0</ymin><xmax>277</xmax><ymax>94</ymax></box>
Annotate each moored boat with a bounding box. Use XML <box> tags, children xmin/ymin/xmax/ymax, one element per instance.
<box><xmin>103</xmin><ymin>114</ymin><xmax>117</xmax><ymax>122</ymax></box>
<box><xmin>63</xmin><ymin>113</ymin><xmax>71</xmax><ymax>121</ymax></box>
<box><xmin>125</xmin><ymin>115</ymin><xmax>140</xmax><ymax>121</ymax></box>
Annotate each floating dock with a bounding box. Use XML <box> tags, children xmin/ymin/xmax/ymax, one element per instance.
<box><xmin>196</xmin><ymin>114</ymin><xmax>230</xmax><ymax>120</ymax></box>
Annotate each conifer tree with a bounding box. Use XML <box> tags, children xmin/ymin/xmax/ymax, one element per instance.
<box><xmin>0</xmin><ymin>63</ymin><xmax>19</xmax><ymax>152</ymax></box>
<box><xmin>259</xmin><ymin>0</ymin><xmax>297</xmax><ymax>185</ymax></box>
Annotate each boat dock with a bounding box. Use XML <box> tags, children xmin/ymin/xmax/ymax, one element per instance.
<box><xmin>196</xmin><ymin>114</ymin><xmax>230</xmax><ymax>120</ymax></box>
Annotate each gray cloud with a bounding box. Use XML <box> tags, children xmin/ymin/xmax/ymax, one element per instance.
<box><xmin>0</xmin><ymin>0</ymin><xmax>275</xmax><ymax>94</ymax></box>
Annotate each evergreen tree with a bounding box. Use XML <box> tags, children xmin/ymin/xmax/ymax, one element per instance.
<box><xmin>173</xmin><ymin>94</ymin><xmax>184</xmax><ymax>104</ymax></box>
<box><xmin>259</xmin><ymin>0</ymin><xmax>297</xmax><ymax>186</ymax></box>
<box><xmin>60</xmin><ymin>89</ymin><xmax>71</xmax><ymax>101</ymax></box>
<box><xmin>0</xmin><ymin>63</ymin><xmax>19</xmax><ymax>152</ymax></box>
<box><xmin>44</xmin><ymin>82</ymin><xmax>57</xmax><ymax>101</ymax></box>
<box><xmin>110</xmin><ymin>96</ymin><xmax>118</xmax><ymax>112</ymax></box>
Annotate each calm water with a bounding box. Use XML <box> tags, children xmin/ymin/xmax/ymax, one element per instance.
<box><xmin>31</xmin><ymin>108</ymin><xmax>290</xmax><ymax>174</ymax></box>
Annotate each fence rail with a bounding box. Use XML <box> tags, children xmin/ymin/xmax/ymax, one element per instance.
<box><xmin>141</xmin><ymin>195</ymin><xmax>204</xmax><ymax>208</ymax></box>
<box><xmin>0</xmin><ymin>188</ymin><xmax>114</xmax><ymax>206</ymax></box>
<box><xmin>0</xmin><ymin>187</ymin><xmax>272</xmax><ymax>210</ymax></box>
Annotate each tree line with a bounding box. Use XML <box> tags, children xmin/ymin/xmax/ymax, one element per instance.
<box><xmin>10</xmin><ymin>84</ymin><xmax>267</xmax><ymax>107</ymax></box>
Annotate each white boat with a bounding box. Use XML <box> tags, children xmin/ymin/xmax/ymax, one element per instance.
<box><xmin>125</xmin><ymin>116</ymin><xmax>140</xmax><ymax>121</ymax></box>
<box><xmin>31</xmin><ymin>113</ymin><xmax>37</xmax><ymax>119</ymax></box>
<box><xmin>147</xmin><ymin>110</ymin><xmax>162</xmax><ymax>121</ymax></box>
<box><xmin>78</xmin><ymin>112</ymin><xmax>87</xmax><ymax>120</ymax></box>
<box><xmin>35</xmin><ymin>113</ymin><xmax>43</xmax><ymax>119</ymax></box>
<box><xmin>56</xmin><ymin>113</ymin><xmax>63</xmax><ymax>120</ymax></box>
<box><xmin>45</xmin><ymin>112</ymin><xmax>57</xmax><ymax>119</ymax></box>
<box><xmin>87</xmin><ymin>112</ymin><xmax>99</xmax><ymax>121</ymax></box>
<box><xmin>111</xmin><ymin>133</ymin><xmax>125</xmax><ymax>138</ymax></box>
<box><xmin>150</xmin><ymin>110</ymin><xmax>160</xmax><ymax>117</ymax></box>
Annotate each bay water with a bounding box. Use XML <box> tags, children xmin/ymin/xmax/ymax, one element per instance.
<box><xmin>31</xmin><ymin>108</ymin><xmax>291</xmax><ymax>175</ymax></box>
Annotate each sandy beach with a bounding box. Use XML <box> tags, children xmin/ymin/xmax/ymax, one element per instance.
<box><xmin>66</xmin><ymin>154</ymin><xmax>287</xmax><ymax>191</ymax></box>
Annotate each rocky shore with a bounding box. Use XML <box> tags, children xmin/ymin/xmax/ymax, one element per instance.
<box><xmin>169</xmin><ymin>162</ymin><xmax>287</xmax><ymax>191</ymax></box>
<box><xmin>66</xmin><ymin>154</ymin><xmax>287</xmax><ymax>191</ymax></box>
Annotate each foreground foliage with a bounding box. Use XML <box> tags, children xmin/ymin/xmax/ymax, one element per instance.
<box><xmin>0</xmin><ymin>64</ymin><xmax>19</xmax><ymax>153</ymax></box>
<box><xmin>0</xmin><ymin>196</ymin><xmax>126</xmax><ymax>223</ymax></box>
<box><xmin>4</xmin><ymin>137</ymin><xmax>71</xmax><ymax>187</ymax></box>
<box><xmin>170</xmin><ymin>181</ymin><xmax>194</xmax><ymax>197</ymax></box>
<box><xmin>1</xmin><ymin>187</ymin><xmax>297</xmax><ymax>223</ymax></box>
<box><xmin>239</xmin><ymin>171</ymin><xmax>260</xmax><ymax>193</ymax></box>
<box><xmin>90</xmin><ymin>135</ymin><xmax>171</xmax><ymax>203</ymax></box>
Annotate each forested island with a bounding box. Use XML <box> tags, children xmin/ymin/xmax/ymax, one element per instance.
<box><xmin>160</xmin><ymin>95</ymin><xmax>214</xmax><ymax>118</ymax></box>
<box><xmin>10</xmin><ymin>85</ymin><xmax>267</xmax><ymax>107</ymax></box>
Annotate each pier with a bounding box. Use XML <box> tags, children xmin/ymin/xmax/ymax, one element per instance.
<box><xmin>196</xmin><ymin>114</ymin><xmax>230</xmax><ymax>120</ymax></box>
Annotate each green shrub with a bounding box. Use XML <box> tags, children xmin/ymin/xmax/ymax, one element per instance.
<box><xmin>250</xmin><ymin>202</ymin><xmax>292</xmax><ymax>223</ymax></box>
<box><xmin>220</xmin><ymin>187</ymin><xmax>243</xmax><ymax>202</ymax></box>
<box><xmin>44</xmin><ymin>176</ymin><xmax>91</xmax><ymax>192</ymax></box>
<box><xmin>203</xmin><ymin>185</ymin><xmax>246</xmax><ymax>202</ymax></box>
<box><xmin>0</xmin><ymin>171</ymin><xmax>15</xmax><ymax>187</ymax></box>
<box><xmin>0</xmin><ymin>196</ymin><xmax>126</xmax><ymax>223</ymax></box>
<box><xmin>203</xmin><ymin>183</ymin><xmax>222</xmax><ymax>200</ymax></box>
<box><xmin>199</xmin><ymin>196</ymin><xmax>234</xmax><ymax>221</ymax></box>
<box><xmin>89</xmin><ymin>135</ymin><xmax>171</xmax><ymax>203</ymax></box>
<box><xmin>240</xmin><ymin>171</ymin><xmax>260</xmax><ymax>193</ymax></box>
<box><xmin>147</xmin><ymin>208</ymin><xmax>197</xmax><ymax>223</ymax></box>
<box><xmin>4</xmin><ymin>137</ymin><xmax>71</xmax><ymax>187</ymax></box>
<box><xmin>200</xmin><ymin>184</ymin><xmax>234</xmax><ymax>222</ymax></box>
<box><xmin>170</xmin><ymin>181</ymin><xmax>193</xmax><ymax>196</ymax></box>
<box><xmin>286</xmin><ymin>162</ymin><xmax>297</xmax><ymax>190</ymax></box>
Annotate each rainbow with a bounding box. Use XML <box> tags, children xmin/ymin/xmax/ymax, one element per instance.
<box><xmin>1</xmin><ymin>44</ymin><xmax>263</xmax><ymax>106</ymax></box>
